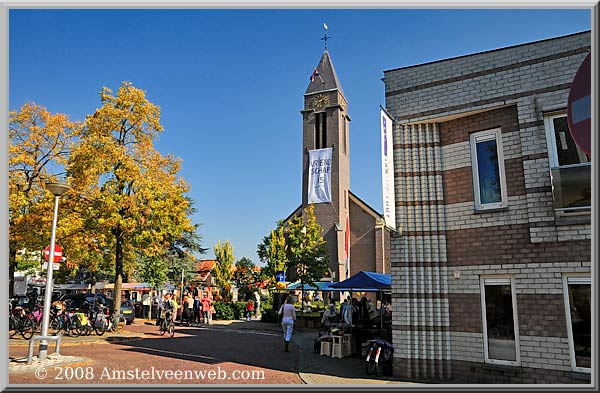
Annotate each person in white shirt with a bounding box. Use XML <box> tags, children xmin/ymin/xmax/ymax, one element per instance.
<box><xmin>278</xmin><ymin>296</ymin><xmax>297</xmax><ymax>352</ymax></box>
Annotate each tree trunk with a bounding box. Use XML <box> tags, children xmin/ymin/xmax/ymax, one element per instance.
<box><xmin>113</xmin><ymin>227</ymin><xmax>123</xmax><ymax>319</ymax></box>
<box><xmin>9</xmin><ymin>247</ymin><xmax>17</xmax><ymax>298</ymax></box>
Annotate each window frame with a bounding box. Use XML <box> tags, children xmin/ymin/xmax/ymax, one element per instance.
<box><xmin>544</xmin><ymin>111</ymin><xmax>590</xmax><ymax>168</ymax></box>
<box><xmin>470</xmin><ymin>128</ymin><xmax>508</xmax><ymax>211</ymax></box>
<box><xmin>480</xmin><ymin>275</ymin><xmax>521</xmax><ymax>366</ymax></box>
<box><xmin>543</xmin><ymin>111</ymin><xmax>591</xmax><ymax>214</ymax></box>
<box><xmin>562</xmin><ymin>274</ymin><xmax>591</xmax><ymax>373</ymax></box>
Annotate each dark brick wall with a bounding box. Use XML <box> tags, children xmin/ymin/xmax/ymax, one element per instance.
<box><xmin>446</xmin><ymin>223</ymin><xmax>591</xmax><ymax>266</ymax></box>
<box><xmin>439</xmin><ymin>105</ymin><xmax>519</xmax><ymax>146</ymax></box>
<box><xmin>517</xmin><ymin>294</ymin><xmax>569</xmax><ymax>337</ymax></box>
<box><xmin>448</xmin><ymin>293</ymin><xmax>481</xmax><ymax>333</ymax></box>
<box><xmin>348</xmin><ymin>200</ymin><xmax>376</xmax><ymax>275</ymax></box>
<box><xmin>447</xmin><ymin>359</ymin><xmax>590</xmax><ymax>384</ymax></box>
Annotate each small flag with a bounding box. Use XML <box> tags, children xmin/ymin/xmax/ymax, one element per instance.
<box><xmin>310</xmin><ymin>68</ymin><xmax>320</xmax><ymax>82</ymax></box>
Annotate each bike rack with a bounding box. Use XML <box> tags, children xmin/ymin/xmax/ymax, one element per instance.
<box><xmin>27</xmin><ymin>334</ymin><xmax>62</xmax><ymax>364</ymax></box>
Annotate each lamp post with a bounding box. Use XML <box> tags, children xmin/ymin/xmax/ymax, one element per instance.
<box><xmin>38</xmin><ymin>181</ymin><xmax>71</xmax><ymax>361</ymax></box>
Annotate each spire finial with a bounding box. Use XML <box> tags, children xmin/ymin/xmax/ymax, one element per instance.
<box><xmin>321</xmin><ymin>22</ymin><xmax>331</xmax><ymax>50</ymax></box>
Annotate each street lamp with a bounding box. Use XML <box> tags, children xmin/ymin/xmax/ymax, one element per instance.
<box><xmin>38</xmin><ymin>181</ymin><xmax>71</xmax><ymax>361</ymax></box>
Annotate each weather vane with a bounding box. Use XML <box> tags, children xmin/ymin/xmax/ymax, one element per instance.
<box><xmin>321</xmin><ymin>22</ymin><xmax>331</xmax><ymax>50</ymax></box>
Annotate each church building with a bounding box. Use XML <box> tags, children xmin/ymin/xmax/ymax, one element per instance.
<box><xmin>284</xmin><ymin>49</ymin><xmax>392</xmax><ymax>284</ymax></box>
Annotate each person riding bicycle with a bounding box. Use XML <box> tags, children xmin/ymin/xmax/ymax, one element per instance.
<box><xmin>158</xmin><ymin>293</ymin><xmax>174</xmax><ymax>327</ymax></box>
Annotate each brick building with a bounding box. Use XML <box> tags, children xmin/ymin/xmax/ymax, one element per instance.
<box><xmin>285</xmin><ymin>50</ymin><xmax>391</xmax><ymax>284</ymax></box>
<box><xmin>383</xmin><ymin>31</ymin><xmax>592</xmax><ymax>383</ymax></box>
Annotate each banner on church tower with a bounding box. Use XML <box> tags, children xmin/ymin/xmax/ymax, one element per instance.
<box><xmin>381</xmin><ymin>107</ymin><xmax>396</xmax><ymax>230</ymax></box>
<box><xmin>307</xmin><ymin>148</ymin><xmax>333</xmax><ymax>204</ymax></box>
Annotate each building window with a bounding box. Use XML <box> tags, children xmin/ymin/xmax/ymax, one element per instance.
<box><xmin>562</xmin><ymin>275</ymin><xmax>591</xmax><ymax>372</ymax></box>
<box><xmin>544</xmin><ymin>112</ymin><xmax>591</xmax><ymax>213</ymax></box>
<box><xmin>470</xmin><ymin>128</ymin><xmax>508</xmax><ymax>210</ymax></box>
<box><xmin>480</xmin><ymin>276</ymin><xmax>520</xmax><ymax>365</ymax></box>
<box><xmin>343</xmin><ymin>117</ymin><xmax>348</xmax><ymax>155</ymax></box>
<box><xmin>315</xmin><ymin>112</ymin><xmax>327</xmax><ymax>149</ymax></box>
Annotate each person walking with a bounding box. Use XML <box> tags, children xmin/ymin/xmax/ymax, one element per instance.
<box><xmin>193</xmin><ymin>295</ymin><xmax>201</xmax><ymax>324</ymax></box>
<box><xmin>245</xmin><ymin>299</ymin><xmax>254</xmax><ymax>321</ymax></box>
<box><xmin>186</xmin><ymin>292</ymin><xmax>195</xmax><ymax>326</ymax></box>
<box><xmin>201</xmin><ymin>295</ymin><xmax>211</xmax><ymax>324</ymax></box>
<box><xmin>278</xmin><ymin>296</ymin><xmax>297</xmax><ymax>352</ymax></box>
<box><xmin>253</xmin><ymin>291</ymin><xmax>261</xmax><ymax>318</ymax></box>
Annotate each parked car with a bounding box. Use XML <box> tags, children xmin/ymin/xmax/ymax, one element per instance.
<box><xmin>119</xmin><ymin>300</ymin><xmax>136</xmax><ymax>325</ymax></box>
<box><xmin>59</xmin><ymin>293</ymin><xmax>111</xmax><ymax>313</ymax></box>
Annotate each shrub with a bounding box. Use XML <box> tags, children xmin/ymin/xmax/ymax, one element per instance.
<box><xmin>232</xmin><ymin>301</ymin><xmax>248</xmax><ymax>319</ymax></box>
<box><xmin>213</xmin><ymin>302</ymin><xmax>234</xmax><ymax>320</ymax></box>
<box><xmin>260</xmin><ymin>300</ymin><xmax>278</xmax><ymax>323</ymax></box>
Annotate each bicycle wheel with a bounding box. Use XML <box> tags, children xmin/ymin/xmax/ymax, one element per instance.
<box><xmin>9</xmin><ymin>316</ymin><xmax>18</xmax><ymax>338</ymax></box>
<box><xmin>168</xmin><ymin>322</ymin><xmax>175</xmax><ymax>338</ymax></box>
<box><xmin>20</xmin><ymin>317</ymin><xmax>34</xmax><ymax>340</ymax></box>
<box><xmin>159</xmin><ymin>320</ymin><xmax>166</xmax><ymax>336</ymax></box>
<box><xmin>66</xmin><ymin>319</ymin><xmax>81</xmax><ymax>337</ymax></box>
<box><xmin>94</xmin><ymin>317</ymin><xmax>106</xmax><ymax>336</ymax></box>
<box><xmin>49</xmin><ymin>316</ymin><xmax>62</xmax><ymax>334</ymax></box>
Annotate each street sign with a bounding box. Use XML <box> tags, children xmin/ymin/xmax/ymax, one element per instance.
<box><xmin>42</xmin><ymin>262</ymin><xmax>60</xmax><ymax>271</ymax></box>
<box><xmin>44</xmin><ymin>244</ymin><xmax>63</xmax><ymax>263</ymax></box>
<box><xmin>567</xmin><ymin>53</ymin><xmax>591</xmax><ymax>156</ymax></box>
<box><xmin>275</xmin><ymin>271</ymin><xmax>285</xmax><ymax>283</ymax></box>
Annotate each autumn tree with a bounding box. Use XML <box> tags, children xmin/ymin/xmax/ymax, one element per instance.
<box><xmin>213</xmin><ymin>240</ymin><xmax>235</xmax><ymax>299</ymax></box>
<box><xmin>68</xmin><ymin>82</ymin><xmax>193</xmax><ymax>317</ymax></box>
<box><xmin>8</xmin><ymin>103</ymin><xmax>79</xmax><ymax>296</ymax></box>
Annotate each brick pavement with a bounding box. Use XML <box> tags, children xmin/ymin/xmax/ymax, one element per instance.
<box><xmin>9</xmin><ymin>318</ymin><xmax>413</xmax><ymax>385</ymax></box>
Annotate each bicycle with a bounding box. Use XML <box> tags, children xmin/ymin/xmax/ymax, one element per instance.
<box><xmin>158</xmin><ymin>309</ymin><xmax>175</xmax><ymax>338</ymax></box>
<box><xmin>365</xmin><ymin>339</ymin><xmax>394</xmax><ymax>377</ymax></box>
<box><xmin>9</xmin><ymin>303</ymin><xmax>35</xmax><ymax>340</ymax></box>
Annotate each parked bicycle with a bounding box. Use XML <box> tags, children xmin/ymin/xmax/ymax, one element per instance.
<box><xmin>9</xmin><ymin>302</ymin><xmax>34</xmax><ymax>340</ymax></box>
<box><xmin>365</xmin><ymin>339</ymin><xmax>394</xmax><ymax>377</ymax></box>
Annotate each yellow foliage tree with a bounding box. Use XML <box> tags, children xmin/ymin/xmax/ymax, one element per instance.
<box><xmin>68</xmin><ymin>82</ymin><xmax>193</xmax><ymax>316</ymax></box>
<box><xmin>8</xmin><ymin>103</ymin><xmax>79</xmax><ymax>296</ymax></box>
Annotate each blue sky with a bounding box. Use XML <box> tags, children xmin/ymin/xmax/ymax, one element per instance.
<box><xmin>9</xmin><ymin>8</ymin><xmax>591</xmax><ymax>264</ymax></box>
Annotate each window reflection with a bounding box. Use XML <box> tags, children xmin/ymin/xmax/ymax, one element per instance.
<box><xmin>485</xmin><ymin>284</ymin><xmax>517</xmax><ymax>361</ymax></box>
<box><xmin>568</xmin><ymin>284</ymin><xmax>591</xmax><ymax>369</ymax></box>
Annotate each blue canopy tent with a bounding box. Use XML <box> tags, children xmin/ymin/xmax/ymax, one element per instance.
<box><xmin>329</xmin><ymin>271</ymin><xmax>391</xmax><ymax>291</ymax></box>
<box><xmin>329</xmin><ymin>271</ymin><xmax>392</xmax><ymax>341</ymax></box>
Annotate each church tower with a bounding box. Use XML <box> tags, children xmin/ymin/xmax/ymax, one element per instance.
<box><xmin>300</xmin><ymin>50</ymin><xmax>351</xmax><ymax>282</ymax></box>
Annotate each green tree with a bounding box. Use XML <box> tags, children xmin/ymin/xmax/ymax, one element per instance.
<box><xmin>213</xmin><ymin>240</ymin><xmax>234</xmax><ymax>299</ymax></box>
<box><xmin>286</xmin><ymin>205</ymin><xmax>329</xmax><ymax>295</ymax></box>
<box><xmin>68</xmin><ymin>82</ymin><xmax>193</xmax><ymax>317</ymax></box>
<box><xmin>233</xmin><ymin>257</ymin><xmax>257</xmax><ymax>291</ymax></box>
<box><xmin>257</xmin><ymin>220</ymin><xmax>288</xmax><ymax>281</ymax></box>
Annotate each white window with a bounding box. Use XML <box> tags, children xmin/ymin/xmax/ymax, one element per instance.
<box><xmin>544</xmin><ymin>112</ymin><xmax>591</xmax><ymax>213</ymax></box>
<box><xmin>480</xmin><ymin>276</ymin><xmax>520</xmax><ymax>366</ymax></box>
<box><xmin>562</xmin><ymin>275</ymin><xmax>591</xmax><ymax>372</ymax></box>
<box><xmin>470</xmin><ymin>128</ymin><xmax>508</xmax><ymax>211</ymax></box>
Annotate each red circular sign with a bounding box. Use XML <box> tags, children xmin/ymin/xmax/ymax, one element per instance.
<box><xmin>567</xmin><ymin>53</ymin><xmax>591</xmax><ymax>156</ymax></box>
<box><xmin>44</xmin><ymin>244</ymin><xmax>63</xmax><ymax>263</ymax></box>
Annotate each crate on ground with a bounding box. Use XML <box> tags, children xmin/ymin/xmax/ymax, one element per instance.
<box><xmin>320</xmin><ymin>341</ymin><xmax>332</xmax><ymax>356</ymax></box>
<box><xmin>331</xmin><ymin>334</ymin><xmax>352</xmax><ymax>358</ymax></box>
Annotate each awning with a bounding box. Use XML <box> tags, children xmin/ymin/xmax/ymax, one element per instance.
<box><xmin>329</xmin><ymin>271</ymin><xmax>391</xmax><ymax>290</ymax></box>
<box><xmin>287</xmin><ymin>281</ymin><xmax>333</xmax><ymax>291</ymax></box>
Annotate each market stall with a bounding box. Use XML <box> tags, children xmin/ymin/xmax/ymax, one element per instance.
<box><xmin>327</xmin><ymin>271</ymin><xmax>392</xmax><ymax>357</ymax></box>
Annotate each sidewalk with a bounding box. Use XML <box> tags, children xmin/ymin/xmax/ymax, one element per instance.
<box><xmin>207</xmin><ymin>318</ymin><xmax>412</xmax><ymax>385</ymax></box>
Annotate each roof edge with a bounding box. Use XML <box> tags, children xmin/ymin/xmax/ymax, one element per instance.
<box><xmin>383</xmin><ymin>30</ymin><xmax>591</xmax><ymax>74</ymax></box>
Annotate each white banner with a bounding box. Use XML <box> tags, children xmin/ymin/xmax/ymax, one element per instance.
<box><xmin>381</xmin><ymin>108</ymin><xmax>396</xmax><ymax>230</ymax></box>
<box><xmin>307</xmin><ymin>148</ymin><xmax>333</xmax><ymax>204</ymax></box>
